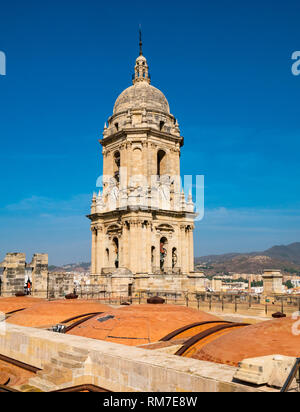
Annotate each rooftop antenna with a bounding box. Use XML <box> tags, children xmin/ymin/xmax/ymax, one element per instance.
<box><xmin>139</xmin><ymin>24</ymin><xmax>143</xmax><ymax>56</ymax></box>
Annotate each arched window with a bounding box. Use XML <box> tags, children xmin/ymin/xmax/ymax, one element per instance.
<box><xmin>151</xmin><ymin>246</ymin><xmax>155</xmax><ymax>266</ymax></box>
<box><xmin>113</xmin><ymin>151</ymin><xmax>120</xmax><ymax>184</ymax></box>
<box><xmin>160</xmin><ymin>237</ymin><xmax>168</xmax><ymax>271</ymax></box>
<box><xmin>106</xmin><ymin>249</ymin><xmax>110</xmax><ymax>266</ymax></box>
<box><xmin>113</xmin><ymin>238</ymin><xmax>119</xmax><ymax>269</ymax></box>
<box><xmin>172</xmin><ymin>248</ymin><xmax>177</xmax><ymax>269</ymax></box>
<box><xmin>132</xmin><ymin>148</ymin><xmax>142</xmax><ymax>176</ymax></box>
<box><xmin>157</xmin><ymin>150</ymin><xmax>166</xmax><ymax>177</ymax></box>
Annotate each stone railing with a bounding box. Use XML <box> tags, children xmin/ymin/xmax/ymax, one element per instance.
<box><xmin>152</xmin><ymin>267</ymin><xmax>182</xmax><ymax>275</ymax></box>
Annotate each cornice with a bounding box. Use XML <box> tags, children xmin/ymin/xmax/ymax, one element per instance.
<box><xmin>87</xmin><ymin>208</ymin><xmax>196</xmax><ymax>222</ymax></box>
<box><xmin>100</xmin><ymin>128</ymin><xmax>184</xmax><ymax>148</ymax></box>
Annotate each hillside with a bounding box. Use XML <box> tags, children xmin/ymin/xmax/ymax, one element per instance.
<box><xmin>264</xmin><ymin>243</ymin><xmax>300</xmax><ymax>265</ymax></box>
<box><xmin>195</xmin><ymin>242</ymin><xmax>300</xmax><ymax>275</ymax></box>
<box><xmin>48</xmin><ymin>262</ymin><xmax>90</xmax><ymax>272</ymax></box>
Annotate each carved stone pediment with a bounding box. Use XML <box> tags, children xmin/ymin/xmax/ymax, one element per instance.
<box><xmin>156</xmin><ymin>223</ymin><xmax>174</xmax><ymax>233</ymax></box>
<box><xmin>106</xmin><ymin>224</ymin><xmax>123</xmax><ymax>235</ymax></box>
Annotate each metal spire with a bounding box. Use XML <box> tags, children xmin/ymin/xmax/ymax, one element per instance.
<box><xmin>139</xmin><ymin>25</ymin><xmax>143</xmax><ymax>56</ymax></box>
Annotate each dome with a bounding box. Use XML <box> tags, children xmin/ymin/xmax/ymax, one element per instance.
<box><xmin>6</xmin><ymin>300</ymin><xmax>111</xmax><ymax>328</ymax></box>
<box><xmin>0</xmin><ymin>359</ymin><xmax>34</xmax><ymax>387</ymax></box>
<box><xmin>67</xmin><ymin>304</ymin><xmax>219</xmax><ymax>346</ymax></box>
<box><xmin>0</xmin><ymin>296</ymin><xmax>42</xmax><ymax>314</ymax></box>
<box><xmin>192</xmin><ymin>316</ymin><xmax>300</xmax><ymax>366</ymax></box>
<box><xmin>113</xmin><ymin>81</ymin><xmax>170</xmax><ymax>115</ymax></box>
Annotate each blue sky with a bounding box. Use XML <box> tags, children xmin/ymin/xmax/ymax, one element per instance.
<box><xmin>0</xmin><ymin>0</ymin><xmax>300</xmax><ymax>264</ymax></box>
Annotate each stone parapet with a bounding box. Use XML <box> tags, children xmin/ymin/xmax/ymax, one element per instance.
<box><xmin>0</xmin><ymin>323</ymin><xmax>274</xmax><ymax>392</ymax></box>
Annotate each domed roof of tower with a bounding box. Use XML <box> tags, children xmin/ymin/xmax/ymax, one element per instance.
<box><xmin>113</xmin><ymin>82</ymin><xmax>170</xmax><ymax>115</ymax></box>
<box><xmin>113</xmin><ymin>30</ymin><xmax>170</xmax><ymax>116</ymax></box>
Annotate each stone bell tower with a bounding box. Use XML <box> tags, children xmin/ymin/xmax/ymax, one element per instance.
<box><xmin>87</xmin><ymin>33</ymin><xmax>196</xmax><ymax>293</ymax></box>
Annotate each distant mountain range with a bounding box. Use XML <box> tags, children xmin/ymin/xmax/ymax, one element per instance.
<box><xmin>48</xmin><ymin>262</ymin><xmax>90</xmax><ymax>272</ymax></box>
<box><xmin>49</xmin><ymin>242</ymin><xmax>300</xmax><ymax>275</ymax></box>
<box><xmin>195</xmin><ymin>242</ymin><xmax>300</xmax><ymax>275</ymax></box>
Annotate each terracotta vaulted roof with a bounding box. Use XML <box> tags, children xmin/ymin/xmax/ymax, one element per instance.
<box><xmin>0</xmin><ymin>297</ymin><xmax>43</xmax><ymax>315</ymax></box>
<box><xmin>0</xmin><ymin>359</ymin><xmax>35</xmax><ymax>387</ymax></box>
<box><xmin>2</xmin><ymin>297</ymin><xmax>300</xmax><ymax>373</ymax></box>
<box><xmin>67</xmin><ymin>304</ymin><xmax>220</xmax><ymax>346</ymax></box>
<box><xmin>193</xmin><ymin>316</ymin><xmax>300</xmax><ymax>366</ymax></box>
<box><xmin>6</xmin><ymin>300</ymin><xmax>111</xmax><ymax>328</ymax></box>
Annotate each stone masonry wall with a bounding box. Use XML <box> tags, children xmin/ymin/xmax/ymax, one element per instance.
<box><xmin>0</xmin><ymin>253</ymin><xmax>26</xmax><ymax>296</ymax></box>
<box><xmin>48</xmin><ymin>272</ymin><xmax>74</xmax><ymax>299</ymax></box>
<box><xmin>30</xmin><ymin>254</ymin><xmax>49</xmax><ymax>298</ymax></box>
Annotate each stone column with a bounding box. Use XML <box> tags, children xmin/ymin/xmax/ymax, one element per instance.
<box><xmin>31</xmin><ymin>254</ymin><xmax>49</xmax><ymax>298</ymax></box>
<box><xmin>129</xmin><ymin>221</ymin><xmax>137</xmax><ymax>273</ymax></box>
<box><xmin>189</xmin><ymin>226</ymin><xmax>194</xmax><ymax>273</ymax></box>
<box><xmin>91</xmin><ymin>228</ymin><xmax>97</xmax><ymax>275</ymax></box>
<box><xmin>124</xmin><ymin>222</ymin><xmax>130</xmax><ymax>269</ymax></box>
<box><xmin>96</xmin><ymin>227</ymin><xmax>104</xmax><ymax>275</ymax></box>
<box><xmin>146</xmin><ymin>223</ymin><xmax>152</xmax><ymax>274</ymax></box>
<box><xmin>166</xmin><ymin>238</ymin><xmax>173</xmax><ymax>271</ymax></box>
<box><xmin>119</xmin><ymin>226</ymin><xmax>124</xmax><ymax>268</ymax></box>
<box><xmin>120</xmin><ymin>144</ymin><xmax>128</xmax><ymax>202</ymax></box>
<box><xmin>185</xmin><ymin>228</ymin><xmax>189</xmax><ymax>273</ymax></box>
<box><xmin>128</xmin><ymin>144</ymin><xmax>133</xmax><ymax>185</ymax></box>
<box><xmin>136</xmin><ymin>221</ymin><xmax>142</xmax><ymax>273</ymax></box>
<box><xmin>180</xmin><ymin>225</ymin><xmax>187</xmax><ymax>274</ymax></box>
<box><xmin>156</xmin><ymin>234</ymin><xmax>161</xmax><ymax>273</ymax></box>
<box><xmin>141</xmin><ymin>222</ymin><xmax>147</xmax><ymax>273</ymax></box>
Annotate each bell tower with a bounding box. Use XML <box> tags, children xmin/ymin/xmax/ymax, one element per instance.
<box><xmin>88</xmin><ymin>34</ymin><xmax>196</xmax><ymax>290</ymax></box>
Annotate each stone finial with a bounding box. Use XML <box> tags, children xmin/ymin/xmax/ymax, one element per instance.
<box><xmin>187</xmin><ymin>190</ymin><xmax>194</xmax><ymax>213</ymax></box>
<box><xmin>180</xmin><ymin>190</ymin><xmax>186</xmax><ymax>211</ymax></box>
<box><xmin>103</xmin><ymin>122</ymin><xmax>109</xmax><ymax>138</ymax></box>
<box><xmin>96</xmin><ymin>190</ymin><xmax>105</xmax><ymax>213</ymax></box>
<box><xmin>91</xmin><ymin>192</ymin><xmax>97</xmax><ymax>214</ymax></box>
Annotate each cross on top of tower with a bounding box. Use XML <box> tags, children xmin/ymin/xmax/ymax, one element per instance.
<box><xmin>139</xmin><ymin>25</ymin><xmax>143</xmax><ymax>56</ymax></box>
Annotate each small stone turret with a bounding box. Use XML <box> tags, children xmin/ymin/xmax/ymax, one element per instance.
<box><xmin>187</xmin><ymin>190</ymin><xmax>195</xmax><ymax>213</ymax></box>
<box><xmin>132</xmin><ymin>29</ymin><xmax>151</xmax><ymax>85</ymax></box>
<box><xmin>263</xmin><ymin>270</ymin><xmax>283</xmax><ymax>295</ymax></box>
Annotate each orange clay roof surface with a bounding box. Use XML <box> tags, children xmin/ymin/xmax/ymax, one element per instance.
<box><xmin>6</xmin><ymin>300</ymin><xmax>111</xmax><ymax>328</ymax></box>
<box><xmin>0</xmin><ymin>359</ymin><xmax>35</xmax><ymax>387</ymax></box>
<box><xmin>0</xmin><ymin>297</ymin><xmax>43</xmax><ymax>314</ymax></box>
<box><xmin>193</xmin><ymin>316</ymin><xmax>300</xmax><ymax>366</ymax></box>
<box><xmin>67</xmin><ymin>304</ymin><xmax>220</xmax><ymax>346</ymax></box>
